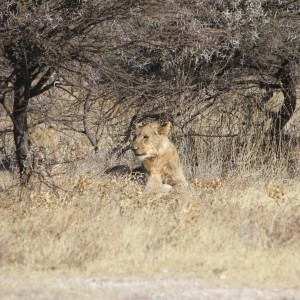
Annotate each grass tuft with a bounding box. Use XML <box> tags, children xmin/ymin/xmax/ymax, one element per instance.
<box><xmin>0</xmin><ymin>169</ymin><xmax>299</xmax><ymax>288</ymax></box>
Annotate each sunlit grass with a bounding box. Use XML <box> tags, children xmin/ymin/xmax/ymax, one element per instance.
<box><xmin>1</xmin><ymin>168</ymin><xmax>299</xmax><ymax>288</ymax></box>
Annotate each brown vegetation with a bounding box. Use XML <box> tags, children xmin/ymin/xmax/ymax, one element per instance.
<box><xmin>0</xmin><ymin>0</ymin><xmax>300</xmax><ymax>295</ymax></box>
<box><xmin>0</xmin><ymin>165</ymin><xmax>299</xmax><ymax>288</ymax></box>
<box><xmin>1</xmin><ymin>0</ymin><xmax>300</xmax><ymax>182</ymax></box>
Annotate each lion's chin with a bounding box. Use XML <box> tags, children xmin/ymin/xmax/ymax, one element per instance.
<box><xmin>135</xmin><ymin>154</ymin><xmax>147</xmax><ymax>161</ymax></box>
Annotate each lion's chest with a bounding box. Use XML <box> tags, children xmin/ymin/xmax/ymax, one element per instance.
<box><xmin>143</xmin><ymin>154</ymin><xmax>178</xmax><ymax>178</ymax></box>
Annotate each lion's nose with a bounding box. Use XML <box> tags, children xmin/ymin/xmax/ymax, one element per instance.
<box><xmin>131</xmin><ymin>144</ymin><xmax>138</xmax><ymax>151</ymax></box>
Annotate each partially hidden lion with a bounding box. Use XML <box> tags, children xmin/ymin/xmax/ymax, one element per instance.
<box><xmin>28</xmin><ymin>124</ymin><xmax>60</xmax><ymax>163</ymax></box>
<box><xmin>131</xmin><ymin>121</ymin><xmax>187</xmax><ymax>190</ymax></box>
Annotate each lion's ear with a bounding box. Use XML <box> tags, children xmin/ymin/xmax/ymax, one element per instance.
<box><xmin>158</xmin><ymin>121</ymin><xmax>171</xmax><ymax>135</ymax></box>
<box><xmin>135</xmin><ymin>122</ymin><xmax>143</xmax><ymax>133</ymax></box>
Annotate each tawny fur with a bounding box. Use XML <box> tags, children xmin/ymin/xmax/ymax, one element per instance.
<box><xmin>28</xmin><ymin>124</ymin><xmax>60</xmax><ymax>161</ymax></box>
<box><xmin>131</xmin><ymin>121</ymin><xmax>187</xmax><ymax>189</ymax></box>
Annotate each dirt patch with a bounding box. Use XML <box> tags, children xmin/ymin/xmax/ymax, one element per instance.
<box><xmin>1</xmin><ymin>275</ymin><xmax>299</xmax><ymax>300</ymax></box>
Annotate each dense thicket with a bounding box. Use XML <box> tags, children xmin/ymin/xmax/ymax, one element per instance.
<box><xmin>0</xmin><ymin>0</ymin><xmax>299</xmax><ymax>182</ymax></box>
<box><xmin>0</xmin><ymin>0</ymin><xmax>146</xmax><ymax>182</ymax></box>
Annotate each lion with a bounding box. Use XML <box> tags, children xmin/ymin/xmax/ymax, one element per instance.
<box><xmin>131</xmin><ymin>121</ymin><xmax>187</xmax><ymax>190</ymax></box>
<box><xmin>28</xmin><ymin>124</ymin><xmax>60</xmax><ymax>166</ymax></box>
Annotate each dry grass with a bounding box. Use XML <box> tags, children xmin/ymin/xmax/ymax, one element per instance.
<box><xmin>0</xmin><ymin>94</ymin><xmax>299</xmax><ymax>292</ymax></box>
<box><xmin>0</xmin><ymin>164</ymin><xmax>299</xmax><ymax>289</ymax></box>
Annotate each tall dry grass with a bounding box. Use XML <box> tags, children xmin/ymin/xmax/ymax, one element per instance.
<box><xmin>175</xmin><ymin>92</ymin><xmax>300</xmax><ymax>179</ymax></box>
<box><xmin>0</xmin><ymin>92</ymin><xmax>299</xmax><ymax>289</ymax></box>
<box><xmin>0</xmin><ymin>161</ymin><xmax>299</xmax><ymax>288</ymax></box>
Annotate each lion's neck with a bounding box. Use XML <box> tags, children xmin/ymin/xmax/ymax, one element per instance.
<box><xmin>142</xmin><ymin>156</ymin><xmax>158</xmax><ymax>171</ymax></box>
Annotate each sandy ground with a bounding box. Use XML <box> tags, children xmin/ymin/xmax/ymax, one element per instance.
<box><xmin>1</xmin><ymin>275</ymin><xmax>300</xmax><ymax>300</ymax></box>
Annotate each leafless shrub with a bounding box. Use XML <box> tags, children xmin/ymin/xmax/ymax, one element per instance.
<box><xmin>0</xmin><ymin>0</ymin><xmax>299</xmax><ymax>185</ymax></box>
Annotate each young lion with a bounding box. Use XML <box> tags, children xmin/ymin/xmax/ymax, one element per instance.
<box><xmin>131</xmin><ymin>121</ymin><xmax>187</xmax><ymax>190</ymax></box>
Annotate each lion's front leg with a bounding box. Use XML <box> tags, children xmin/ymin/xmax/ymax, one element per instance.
<box><xmin>146</xmin><ymin>172</ymin><xmax>162</xmax><ymax>187</ymax></box>
<box><xmin>146</xmin><ymin>173</ymin><xmax>172</xmax><ymax>192</ymax></box>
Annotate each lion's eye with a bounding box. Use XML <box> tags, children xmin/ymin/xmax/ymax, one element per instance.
<box><xmin>143</xmin><ymin>135</ymin><xmax>149</xmax><ymax>140</ymax></box>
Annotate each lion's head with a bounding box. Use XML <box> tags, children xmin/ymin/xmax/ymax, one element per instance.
<box><xmin>131</xmin><ymin>121</ymin><xmax>171</xmax><ymax>160</ymax></box>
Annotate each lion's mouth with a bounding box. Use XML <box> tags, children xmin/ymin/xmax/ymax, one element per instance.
<box><xmin>134</xmin><ymin>153</ymin><xmax>148</xmax><ymax>161</ymax></box>
<box><xmin>135</xmin><ymin>153</ymin><xmax>147</xmax><ymax>156</ymax></box>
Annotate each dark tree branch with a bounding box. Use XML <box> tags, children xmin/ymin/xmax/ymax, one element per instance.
<box><xmin>29</xmin><ymin>68</ymin><xmax>53</xmax><ymax>98</ymax></box>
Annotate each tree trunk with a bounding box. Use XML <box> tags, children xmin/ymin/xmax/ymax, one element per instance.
<box><xmin>271</xmin><ymin>62</ymin><xmax>297</xmax><ymax>154</ymax></box>
<box><xmin>12</xmin><ymin>73</ymin><xmax>32</xmax><ymax>185</ymax></box>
